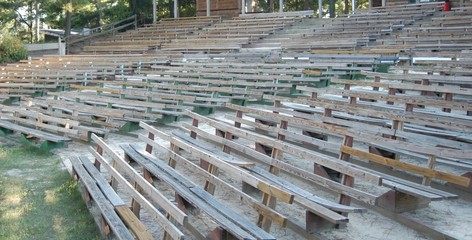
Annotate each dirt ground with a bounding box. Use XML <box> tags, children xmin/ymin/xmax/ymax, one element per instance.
<box><xmin>47</xmin><ymin>108</ymin><xmax>472</xmax><ymax>240</ymax></box>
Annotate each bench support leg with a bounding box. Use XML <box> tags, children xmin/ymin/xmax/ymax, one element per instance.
<box><xmin>0</xmin><ymin>127</ymin><xmax>13</xmax><ymax>136</ymax></box>
<box><xmin>306</xmin><ymin>210</ymin><xmax>335</xmax><ymax>233</ymax></box>
<box><xmin>99</xmin><ymin>214</ymin><xmax>111</xmax><ymax>236</ymax></box>
<box><xmin>376</xmin><ymin>190</ymin><xmax>431</xmax><ymax>213</ymax></box>
<box><xmin>207</xmin><ymin>227</ymin><xmax>238</xmax><ymax>240</ymax></box>
<box><xmin>131</xmin><ymin>182</ymin><xmax>143</xmax><ymax>218</ymax></box>
<box><xmin>449</xmin><ymin>172</ymin><xmax>472</xmax><ymax>192</ymax></box>
<box><xmin>157</xmin><ymin>114</ymin><xmax>179</xmax><ymax>124</ymax></box>
<box><xmin>119</xmin><ymin>122</ymin><xmax>141</xmax><ymax>133</ymax></box>
<box><xmin>175</xmin><ymin>193</ymin><xmax>195</xmax><ymax>213</ymax></box>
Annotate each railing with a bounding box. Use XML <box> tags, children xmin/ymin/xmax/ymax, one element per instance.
<box><xmin>64</xmin><ymin>15</ymin><xmax>137</xmax><ymax>46</ymax></box>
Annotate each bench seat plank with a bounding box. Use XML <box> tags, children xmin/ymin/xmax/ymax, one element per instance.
<box><xmin>0</xmin><ymin>119</ymin><xmax>71</xmax><ymax>142</ymax></box>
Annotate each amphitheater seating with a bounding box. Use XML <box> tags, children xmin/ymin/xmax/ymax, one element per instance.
<box><xmin>160</xmin><ymin>16</ymin><xmax>302</xmax><ymax>53</ymax></box>
<box><xmin>211</xmin><ymin>102</ymin><xmax>464</xmax><ymax>196</ymax></box>
<box><xmin>121</xmin><ymin>144</ymin><xmax>276</xmax><ymax>239</ymax></box>
<box><xmin>72</xmin><ymin>134</ymin><xmax>188</xmax><ymax>239</ymax></box>
<box><xmin>0</xmin><ymin>105</ymin><xmax>74</xmax><ymax>149</ymax></box>
<box><xmin>82</xmin><ymin>16</ymin><xmax>223</xmax><ymax>55</ymax></box>
<box><xmin>370</xmin><ymin>7</ymin><xmax>472</xmax><ymax>52</ymax></box>
<box><xmin>0</xmin><ymin>3</ymin><xmax>471</xmax><ymax>239</ymax></box>
<box><xmin>135</xmin><ymin>120</ymin><xmax>366</xmax><ymax>235</ymax></box>
<box><xmin>0</xmin><ymin>104</ymin><xmax>105</xmax><ymax>143</ymax></box>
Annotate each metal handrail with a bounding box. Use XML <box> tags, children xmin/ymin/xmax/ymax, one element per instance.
<box><xmin>64</xmin><ymin>15</ymin><xmax>137</xmax><ymax>45</ymax></box>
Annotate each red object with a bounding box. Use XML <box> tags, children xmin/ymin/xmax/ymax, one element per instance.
<box><xmin>444</xmin><ymin>1</ymin><xmax>451</xmax><ymax>11</ymax></box>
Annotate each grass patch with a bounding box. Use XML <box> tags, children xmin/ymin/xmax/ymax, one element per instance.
<box><xmin>0</xmin><ymin>146</ymin><xmax>100</xmax><ymax>240</ymax></box>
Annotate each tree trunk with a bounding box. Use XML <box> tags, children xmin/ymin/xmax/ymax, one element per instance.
<box><xmin>35</xmin><ymin>0</ymin><xmax>40</xmax><ymax>42</ymax></box>
<box><xmin>345</xmin><ymin>0</ymin><xmax>349</xmax><ymax>14</ymax></box>
<box><xmin>329</xmin><ymin>0</ymin><xmax>335</xmax><ymax>18</ymax></box>
<box><xmin>65</xmin><ymin>10</ymin><xmax>72</xmax><ymax>38</ymax></box>
<box><xmin>28</xmin><ymin>1</ymin><xmax>34</xmax><ymax>43</ymax></box>
<box><xmin>269</xmin><ymin>0</ymin><xmax>275</xmax><ymax>12</ymax></box>
<box><xmin>304</xmin><ymin>0</ymin><xmax>309</xmax><ymax>10</ymax></box>
<box><xmin>95</xmin><ymin>1</ymin><xmax>102</xmax><ymax>27</ymax></box>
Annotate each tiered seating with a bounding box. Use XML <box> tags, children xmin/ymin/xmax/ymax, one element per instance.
<box><xmin>129</xmin><ymin>121</ymin><xmax>367</xmax><ymax>236</ymax></box>
<box><xmin>82</xmin><ymin>16</ymin><xmax>222</xmax><ymax>54</ymax></box>
<box><xmin>160</xmin><ymin>16</ymin><xmax>303</xmax><ymax>53</ymax></box>
<box><xmin>221</xmin><ymin>100</ymin><xmax>466</xmax><ymax>206</ymax></box>
<box><xmin>250</xmin><ymin>3</ymin><xmax>442</xmax><ymax>53</ymax></box>
<box><xmin>71</xmin><ymin>135</ymin><xmax>185</xmax><ymax>239</ymax></box>
<box><xmin>371</xmin><ymin>6</ymin><xmax>472</xmax><ymax>52</ymax></box>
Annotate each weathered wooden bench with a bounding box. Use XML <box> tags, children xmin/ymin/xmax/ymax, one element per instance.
<box><xmin>174</xmin><ymin>111</ymin><xmax>375</xmax><ymax>234</ymax></box>
<box><xmin>260</xmin><ymin>94</ymin><xmax>472</xmax><ymax>190</ymax></box>
<box><xmin>215</xmin><ymin>102</ymin><xmax>466</xmax><ymax>221</ymax></box>
<box><xmin>0</xmin><ymin>105</ymin><xmax>75</xmax><ymax>150</ymax></box>
<box><xmin>123</xmin><ymin>123</ymin><xmax>280</xmax><ymax>239</ymax></box>
<box><xmin>70</xmin><ymin>156</ymin><xmax>156</xmax><ymax>240</ymax></box>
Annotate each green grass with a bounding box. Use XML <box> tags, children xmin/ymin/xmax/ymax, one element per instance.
<box><xmin>0</xmin><ymin>146</ymin><xmax>101</xmax><ymax>240</ymax></box>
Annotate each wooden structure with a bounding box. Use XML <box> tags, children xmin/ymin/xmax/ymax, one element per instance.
<box><xmin>0</xmin><ymin>3</ymin><xmax>471</xmax><ymax>239</ymax></box>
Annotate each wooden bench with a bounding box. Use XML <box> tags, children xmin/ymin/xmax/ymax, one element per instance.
<box><xmin>0</xmin><ymin>105</ymin><xmax>74</xmax><ymax>150</ymax></box>
<box><xmin>172</xmin><ymin>111</ymin><xmax>377</xmax><ymax>233</ymax></box>
<box><xmin>70</xmin><ymin>156</ymin><xmax>156</xmax><ymax>240</ymax></box>
<box><xmin>213</xmin><ymin>102</ymin><xmax>466</xmax><ymax>220</ymax></box>
<box><xmin>84</xmin><ymin>134</ymin><xmax>190</xmax><ymax>239</ymax></box>
<box><xmin>123</xmin><ymin>123</ymin><xmax>280</xmax><ymax>239</ymax></box>
<box><xmin>259</xmin><ymin>94</ymin><xmax>472</xmax><ymax>190</ymax></box>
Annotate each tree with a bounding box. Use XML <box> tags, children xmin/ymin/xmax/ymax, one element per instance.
<box><xmin>0</xmin><ymin>0</ymin><xmax>42</xmax><ymax>43</ymax></box>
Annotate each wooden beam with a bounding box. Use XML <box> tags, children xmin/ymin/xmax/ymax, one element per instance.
<box><xmin>340</xmin><ymin>146</ymin><xmax>470</xmax><ymax>187</ymax></box>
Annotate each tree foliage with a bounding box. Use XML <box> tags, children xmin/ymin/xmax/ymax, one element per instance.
<box><xmin>0</xmin><ymin>0</ymin><xmax>370</xmax><ymax>43</ymax></box>
<box><xmin>0</xmin><ymin>34</ymin><xmax>28</xmax><ymax>63</ymax></box>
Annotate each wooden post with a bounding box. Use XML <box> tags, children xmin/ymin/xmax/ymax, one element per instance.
<box><xmin>174</xmin><ymin>0</ymin><xmax>179</xmax><ymax>18</ymax></box>
<box><xmin>443</xmin><ymin>93</ymin><xmax>452</xmax><ymax>113</ymax></box>
<box><xmin>206</xmin><ymin>0</ymin><xmax>210</xmax><ymax>16</ymax></box>
<box><xmin>422</xmin><ymin>155</ymin><xmax>437</xmax><ymax>186</ymax></box>
<box><xmin>337</xmin><ymin>136</ymin><xmax>354</xmax><ymax>224</ymax></box>
<box><xmin>153</xmin><ymin>0</ymin><xmax>157</xmax><ymax>23</ymax></box>
<box><xmin>257</xmin><ymin>100</ymin><xmax>287</xmax><ymax>231</ymax></box>
<box><xmin>318</xmin><ymin>0</ymin><xmax>323</xmax><ymax>18</ymax></box>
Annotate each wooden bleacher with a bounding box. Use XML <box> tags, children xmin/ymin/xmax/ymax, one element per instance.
<box><xmin>82</xmin><ymin>16</ymin><xmax>222</xmax><ymax>54</ymax></box>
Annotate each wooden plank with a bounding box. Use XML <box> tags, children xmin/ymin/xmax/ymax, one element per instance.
<box><xmin>341</xmin><ymin>146</ymin><xmax>470</xmax><ymax>187</ymax></box>
<box><xmin>122</xmin><ymin>144</ymin><xmax>273</xmax><ymax>240</ymax></box>
<box><xmin>180</xmin><ymin>123</ymin><xmax>379</xmax><ymax>206</ymax></box>
<box><xmin>0</xmin><ymin>119</ymin><xmax>71</xmax><ymax>142</ymax></box>
<box><xmin>70</xmin><ymin>157</ymin><xmax>135</xmax><ymax>240</ymax></box>
<box><xmin>115</xmin><ymin>205</ymin><xmax>154</xmax><ymax>240</ymax></box>
<box><xmin>81</xmin><ymin>159</ymin><xmax>126</xmax><ymax>207</ymax></box>
<box><xmin>139</xmin><ymin>121</ymin><xmax>295</xmax><ymax>204</ymax></box>
<box><xmin>89</xmin><ymin>134</ymin><xmax>188</xmax><ymax>226</ymax></box>
<box><xmin>89</xmin><ymin>148</ymin><xmax>186</xmax><ymax>240</ymax></box>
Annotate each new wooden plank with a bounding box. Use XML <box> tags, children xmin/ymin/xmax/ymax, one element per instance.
<box><xmin>341</xmin><ymin>146</ymin><xmax>470</xmax><ymax>187</ymax></box>
<box><xmin>114</xmin><ymin>206</ymin><xmax>154</xmax><ymax>240</ymax></box>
